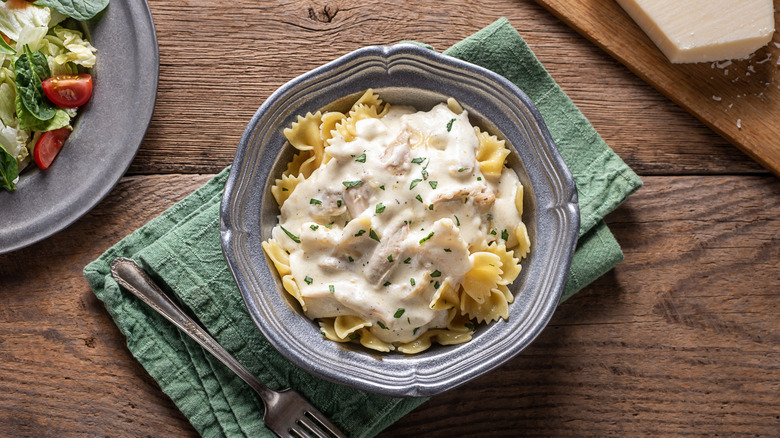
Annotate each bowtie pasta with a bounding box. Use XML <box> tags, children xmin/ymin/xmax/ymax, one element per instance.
<box><xmin>262</xmin><ymin>90</ymin><xmax>530</xmax><ymax>354</ymax></box>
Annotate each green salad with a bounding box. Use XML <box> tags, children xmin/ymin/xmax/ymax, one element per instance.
<box><xmin>0</xmin><ymin>0</ymin><xmax>108</xmax><ymax>191</ymax></box>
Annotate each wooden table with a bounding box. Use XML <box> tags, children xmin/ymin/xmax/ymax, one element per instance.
<box><xmin>1</xmin><ymin>1</ymin><xmax>778</xmax><ymax>436</ymax></box>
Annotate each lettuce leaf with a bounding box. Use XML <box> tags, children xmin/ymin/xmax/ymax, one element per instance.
<box><xmin>0</xmin><ymin>82</ymin><xmax>16</xmax><ymax>126</ymax></box>
<box><xmin>16</xmin><ymin>22</ymin><xmax>49</xmax><ymax>51</ymax></box>
<box><xmin>16</xmin><ymin>94</ymin><xmax>70</xmax><ymax>131</ymax></box>
<box><xmin>0</xmin><ymin>2</ymin><xmax>51</xmax><ymax>42</ymax></box>
<box><xmin>15</xmin><ymin>46</ymin><xmax>56</xmax><ymax>124</ymax></box>
<box><xmin>34</xmin><ymin>0</ymin><xmax>108</xmax><ymax>21</ymax></box>
<box><xmin>0</xmin><ymin>142</ymin><xmax>18</xmax><ymax>191</ymax></box>
<box><xmin>51</xmin><ymin>25</ymin><xmax>95</xmax><ymax>67</ymax></box>
<box><xmin>0</xmin><ymin>35</ymin><xmax>14</xmax><ymax>56</ymax></box>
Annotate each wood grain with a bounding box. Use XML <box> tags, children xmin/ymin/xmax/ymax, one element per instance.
<box><xmin>130</xmin><ymin>0</ymin><xmax>765</xmax><ymax>177</ymax></box>
<box><xmin>0</xmin><ymin>175</ymin><xmax>212</xmax><ymax>437</ymax></box>
<box><xmin>534</xmin><ymin>0</ymin><xmax>780</xmax><ymax>177</ymax></box>
<box><xmin>1</xmin><ymin>0</ymin><xmax>779</xmax><ymax>436</ymax></box>
<box><xmin>1</xmin><ymin>174</ymin><xmax>778</xmax><ymax>436</ymax></box>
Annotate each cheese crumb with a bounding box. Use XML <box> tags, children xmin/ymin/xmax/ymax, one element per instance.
<box><xmin>716</xmin><ymin>60</ymin><xmax>733</xmax><ymax>69</ymax></box>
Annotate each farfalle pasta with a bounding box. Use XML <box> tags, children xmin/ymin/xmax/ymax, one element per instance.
<box><xmin>262</xmin><ymin>89</ymin><xmax>531</xmax><ymax>354</ymax></box>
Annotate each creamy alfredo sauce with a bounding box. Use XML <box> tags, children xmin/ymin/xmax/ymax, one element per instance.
<box><xmin>272</xmin><ymin>103</ymin><xmax>524</xmax><ymax>344</ymax></box>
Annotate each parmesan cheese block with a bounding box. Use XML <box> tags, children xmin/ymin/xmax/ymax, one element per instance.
<box><xmin>616</xmin><ymin>0</ymin><xmax>776</xmax><ymax>63</ymax></box>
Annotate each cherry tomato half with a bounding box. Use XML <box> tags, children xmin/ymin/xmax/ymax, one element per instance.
<box><xmin>41</xmin><ymin>74</ymin><xmax>93</xmax><ymax>108</ymax></box>
<box><xmin>34</xmin><ymin>127</ymin><xmax>71</xmax><ymax>170</ymax></box>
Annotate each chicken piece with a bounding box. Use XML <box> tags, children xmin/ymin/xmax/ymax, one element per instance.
<box><xmin>380</xmin><ymin>129</ymin><xmax>412</xmax><ymax>175</ymax></box>
<box><xmin>343</xmin><ymin>182</ymin><xmax>372</xmax><ymax>218</ymax></box>
<box><xmin>317</xmin><ymin>256</ymin><xmax>350</xmax><ymax>271</ymax></box>
<box><xmin>310</xmin><ymin>187</ymin><xmax>348</xmax><ymax>219</ymax></box>
<box><xmin>325</xmin><ymin>216</ymin><xmax>371</xmax><ymax>263</ymax></box>
<box><xmin>364</xmin><ymin>221</ymin><xmax>410</xmax><ymax>285</ymax></box>
<box><xmin>429</xmin><ymin>182</ymin><xmax>496</xmax><ymax>211</ymax></box>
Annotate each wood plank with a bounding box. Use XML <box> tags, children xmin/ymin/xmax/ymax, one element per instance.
<box><xmin>534</xmin><ymin>0</ymin><xmax>780</xmax><ymax>176</ymax></box>
<box><xmin>128</xmin><ymin>0</ymin><xmax>764</xmax><ymax>177</ymax></box>
<box><xmin>383</xmin><ymin>174</ymin><xmax>780</xmax><ymax>436</ymax></box>
<box><xmin>1</xmin><ymin>173</ymin><xmax>777</xmax><ymax>436</ymax></box>
<box><xmin>0</xmin><ymin>175</ymin><xmax>211</xmax><ymax>437</ymax></box>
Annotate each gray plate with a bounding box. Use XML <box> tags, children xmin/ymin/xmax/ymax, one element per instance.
<box><xmin>0</xmin><ymin>2</ymin><xmax>158</xmax><ymax>254</ymax></box>
<box><xmin>221</xmin><ymin>45</ymin><xmax>579</xmax><ymax>397</ymax></box>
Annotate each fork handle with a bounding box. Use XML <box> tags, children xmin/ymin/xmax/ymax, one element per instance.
<box><xmin>110</xmin><ymin>257</ymin><xmax>277</xmax><ymax>403</ymax></box>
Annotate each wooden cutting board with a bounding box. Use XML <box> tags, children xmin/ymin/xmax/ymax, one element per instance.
<box><xmin>535</xmin><ymin>0</ymin><xmax>780</xmax><ymax>177</ymax></box>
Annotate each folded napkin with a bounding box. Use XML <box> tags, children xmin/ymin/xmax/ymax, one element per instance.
<box><xmin>84</xmin><ymin>17</ymin><xmax>641</xmax><ymax>438</ymax></box>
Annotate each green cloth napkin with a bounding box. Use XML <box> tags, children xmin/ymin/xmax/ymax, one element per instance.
<box><xmin>84</xmin><ymin>18</ymin><xmax>641</xmax><ymax>438</ymax></box>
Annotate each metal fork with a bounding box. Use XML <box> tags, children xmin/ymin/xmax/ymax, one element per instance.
<box><xmin>110</xmin><ymin>257</ymin><xmax>347</xmax><ymax>438</ymax></box>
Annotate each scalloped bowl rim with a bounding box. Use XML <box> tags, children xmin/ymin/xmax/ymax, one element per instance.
<box><xmin>220</xmin><ymin>44</ymin><xmax>579</xmax><ymax>397</ymax></box>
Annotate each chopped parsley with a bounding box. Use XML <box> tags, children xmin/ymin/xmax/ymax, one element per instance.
<box><xmin>419</xmin><ymin>231</ymin><xmax>434</xmax><ymax>244</ymax></box>
<box><xmin>348</xmin><ymin>256</ymin><xmax>354</xmax><ymax>262</ymax></box>
<box><xmin>465</xmin><ymin>322</ymin><xmax>476</xmax><ymax>331</ymax></box>
<box><xmin>458</xmin><ymin>167</ymin><xmax>468</xmax><ymax>172</ymax></box>
<box><xmin>444</xmin><ymin>248</ymin><xmax>452</xmax><ymax>252</ymax></box>
<box><xmin>434</xmin><ymin>281</ymin><xmax>441</xmax><ymax>289</ymax></box>
<box><xmin>282</xmin><ymin>187</ymin><xmax>288</xmax><ymax>191</ymax></box>
<box><xmin>310</xmin><ymin>224</ymin><xmax>319</xmax><ymax>230</ymax></box>
<box><xmin>394</xmin><ymin>308</ymin><xmax>405</xmax><ymax>318</ymax></box>
<box><xmin>404</xmin><ymin>257</ymin><xmax>412</xmax><ymax>264</ymax></box>
<box><xmin>383</xmin><ymin>281</ymin><xmax>392</xmax><ymax>287</ymax></box>
<box><xmin>477</xmin><ymin>176</ymin><xmax>482</xmax><ymax>181</ymax></box>
<box><xmin>415</xmin><ymin>194</ymin><xmax>423</xmax><ymax>203</ymax></box>
<box><xmin>428</xmin><ymin>204</ymin><xmax>434</xmax><ymax>210</ymax></box>
<box><xmin>369</xmin><ymin>229</ymin><xmax>381</xmax><ymax>242</ymax></box>
<box><xmin>304</xmin><ymin>276</ymin><xmax>313</xmax><ymax>285</ymax></box>
<box><xmin>411</xmin><ymin>157</ymin><xmax>426</xmax><ymax>164</ymax></box>
<box><xmin>325</xmin><ymin>222</ymin><xmax>334</xmax><ymax>228</ymax></box>
<box><xmin>355</xmin><ymin>153</ymin><xmax>366</xmax><ymax>163</ymax></box>
<box><xmin>428</xmin><ymin>181</ymin><xmax>438</xmax><ymax>189</ymax></box>
<box><xmin>279</xmin><ymin>225</ymin><xmax>300</xmax><ymax>243</ymax></box>
<box><xmin>328</xmin><ymin>285</ymin><xmax>335</xmax><ymax>294</ymax></box>
<box><xmin>342</xmin><ymin>180</ymin><xmax>363</xmax><ymax>189</ymax></box>
<box><xmin>490</xmin><ymin>229</ymin><xmax>498</xmax><ymax>235</ymax></box>
<box><xmin>409</xmin><ymin>179</ymin><xmax>422</xmax><ymax>190</ymax></box>
<box><xmin>387</xmin><ymin>254</ymin><xmax>393</xmax><ymax>262</ymax></box>
<box><xmin>413</xmin><ymin>327</ymin><xmax>420</xmax><ymax>335</ymax></box>
<box><xmin>375</xmin><ymin>203</ymin><xmax>386</xmax><ymax>214</ymax></box>
<box><xmin>379</xmin><ymin>184</ymin><xmax>385</xmax><ymax>190</ymax></box>
<box><xmin>446</xmin><ymin>118</ymin><xmax>456</xmax><ymax>131</ymax></box>
<box><xmin>354</xmin><ymin>229</ymin><xmax>366</xmax><ymax>237</ymax></box>
<box><xmin>431</xmin><ymin>270</ymin><xmax>442</xmax><ymax>278</ymax></box>
<box><xmin>454</xmin><ymin>215</ymin><xmax>460</xmax><ymax>226</ymax></box>
<box><xmin>377</xmin><ymin>321</ymin><xmax>388</xmax><ymax>330</ymax></box>
<box><xmin>336</xmin><ymin>199</ymin><xmax>342</xmax><ymax>207</ymax></box>
<box><xmin>348</xmin><ymin>333</ymin><xmax>361</xmax><ymax>341</ymax></box>
<box><xmin>309</xmin><ymin>198</ymin><xmax>322</xmax><ymax>205</ymax></box>
<box><xmin>501</xmin><ymin>229</ymin><xmax>509</xmax><ymax>241</ymax></box>
<box><xmin>410</xmin><ymin>278</ymin><xmax>416</xmax><ymax>286</ymax></box>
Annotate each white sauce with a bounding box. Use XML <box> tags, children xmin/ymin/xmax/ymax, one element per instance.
<box><xmin>272</xmin><ymin>103</ymin><xmax>524</xmax><ymax>344</ymax></box>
